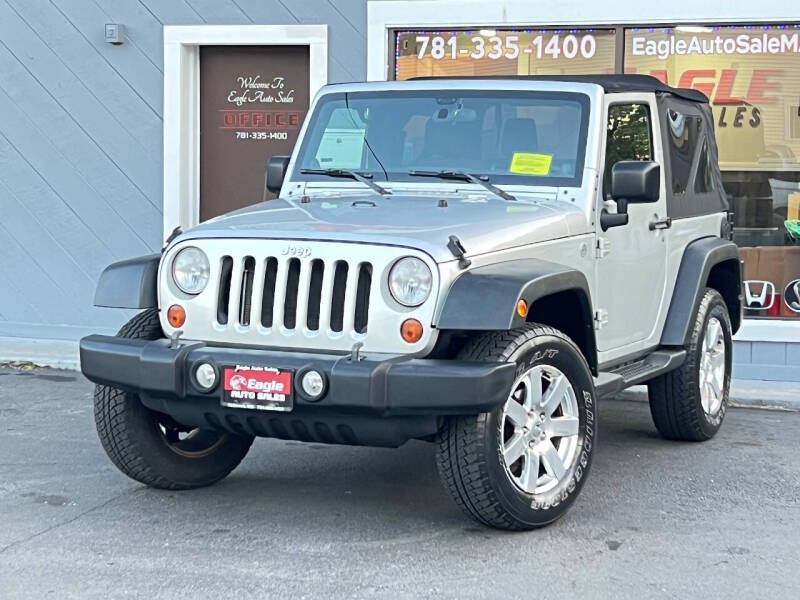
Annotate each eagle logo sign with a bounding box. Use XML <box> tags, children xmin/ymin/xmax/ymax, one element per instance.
<box><xmin>229</xmin><ymin>374</ymin><xmax>249</xmax><ymax>391</ymax></box>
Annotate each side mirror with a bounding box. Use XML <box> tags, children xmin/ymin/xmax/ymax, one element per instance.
<box><xmin>265</xmin><ymin>155</ymin><xmax>290</xmax><ymax>195</ymax></box>
<box><xmin>611</xmin><ymin>160</ymin><xmax>660</xmax><ymax>204</ymax></box>
<box><xmin>601</xmin><ymin>161</ymin><xmax>661</xmax><ymax>231</ymax></box>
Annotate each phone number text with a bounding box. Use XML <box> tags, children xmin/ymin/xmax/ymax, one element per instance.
<box><xmin>234</xmin><ymin>131</ymin><xmax>289</xmax><ymax>140</ymax></box>
<box><xmin>414</xmin><ymin>34</ymin><xmax>598</xmax><ymax>61</ymax></box>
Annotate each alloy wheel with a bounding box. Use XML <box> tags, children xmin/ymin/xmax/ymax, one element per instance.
<box><xmin>500</xmin><ymin>365</ymin><xmax>580</xmax><ymax>495</ymax></box>
<box><xmin>699</xmin><ymin>316</ymin><xmax>726</xmax><ymax>415</ymax></box>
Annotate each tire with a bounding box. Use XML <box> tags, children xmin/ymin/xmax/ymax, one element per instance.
<box><xmin>647</xmin><ymin>288</ymin><xmax>732</xmax><ymax>441</ymax></box>
<box><xmin>436</xmin><ymin>324</ymin><xmax>597</xmax><ymax>530</ymax></box>
<box><xmin>94</xmin><ymin>309</ymin><xmax>254</xmax><ymax>490</ymax></box>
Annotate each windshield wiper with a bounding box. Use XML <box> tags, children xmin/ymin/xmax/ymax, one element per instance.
<box><xmin>300</xmin><ymin>168</ymin><xmax>391</xmax><ymax>196</ymax></box>
<box><xmin>408</xmin><ymin>170</ymin><xmax>516</xmax><ymax>201</ymax></box>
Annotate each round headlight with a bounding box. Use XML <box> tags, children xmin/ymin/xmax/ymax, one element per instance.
<box><xmin>389</xmin><ymin>257</ymin><xmax>432</xmax><ymax>307</ymax></box>
<box><xmin>172</xmin><ymin>247</ymin><xmax>210</xmax><ymax>295</ymax></box>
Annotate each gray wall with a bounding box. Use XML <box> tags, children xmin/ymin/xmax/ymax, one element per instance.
<box><xmin>733</xmin><ymin>341</ymin><xmax>800</xmax><ymax>382</ymax></box>
<box><xmin>0</xmin><ymin>0</ymin><xmax>370</xmax><ymax>341</ymax></box>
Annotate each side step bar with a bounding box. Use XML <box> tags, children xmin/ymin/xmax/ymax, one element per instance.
<box><xmin>594</xmin><ymin>349</ymin><xmax>686</xmax><ymax>399</ymax></box>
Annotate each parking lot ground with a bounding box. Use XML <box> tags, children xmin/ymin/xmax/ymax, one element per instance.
<box><xmin>1</xmin><ymin>366</ymin><xmax>798</xmax><ymax>599</ymax></box>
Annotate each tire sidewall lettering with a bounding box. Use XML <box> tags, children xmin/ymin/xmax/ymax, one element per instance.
<box><xmin>531</xmin><ymin>389</ymin><xmax>594</xmax><ymax>511</ymax></box>
<box><xmin>514</xmin><ymin>348</ymin><xmax>559</xmax><ymax>379</ymax></box>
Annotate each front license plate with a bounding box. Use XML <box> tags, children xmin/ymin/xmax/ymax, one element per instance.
<box><xmin>221</xmin><ymin>365</ymin><xmax>293</xmax><ymax>412</ymax></box>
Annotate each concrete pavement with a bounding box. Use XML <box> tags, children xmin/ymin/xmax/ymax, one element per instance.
<box><xmin>1</xmin><ymin>366</ymin><xmax>799</xmax><ymax>599</ymax></box>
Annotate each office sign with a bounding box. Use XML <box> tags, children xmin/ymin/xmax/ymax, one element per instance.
<box><xmin>200</xmin><ymin>45</ymin><xmax>310</xmax><ymax>221</ymax></box>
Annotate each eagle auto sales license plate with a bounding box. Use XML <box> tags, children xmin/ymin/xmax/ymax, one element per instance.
<box><xmin>221</xmin><ymin>366</ymin><xmax>293</xmax><ymax>412</ymax></box>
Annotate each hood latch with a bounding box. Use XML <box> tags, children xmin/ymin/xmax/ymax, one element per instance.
<box><xmin>447</xmin><ymin>235</ymin><xmax>471</xmax><ymax>269</ymax></box>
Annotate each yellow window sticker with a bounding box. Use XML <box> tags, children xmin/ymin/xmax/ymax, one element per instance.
<box><xmin>509</xmin><ymin>152</ymin><xmax>553</xmax><ymax>176</ymax></box>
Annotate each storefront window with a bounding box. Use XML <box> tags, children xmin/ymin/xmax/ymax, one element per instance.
<box><xmin>624</xmin><ymin>25</ymin><xmax>800</xmax><ymax>319</ymax></box>
<box><xmin>394</xmin><ymin>28</ymin><xmax>616</xmax><ymax>80</ymax></box>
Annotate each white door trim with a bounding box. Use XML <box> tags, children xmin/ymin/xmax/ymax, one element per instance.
<box><xmin>162</xmin><ymin>24</ymin><xmax>328</xmax><ymax>243</ymax></box>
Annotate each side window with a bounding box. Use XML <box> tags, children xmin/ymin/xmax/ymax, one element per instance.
<box><xmin>604</xmin><ymin>103</ymin><xmax>652</xmax><ymax>198</ymax></box>
<box><xmin>694</xmin><ymin>138</ymin><xmax>714</xmax><ymax>193</ymax></box>
<box><xmin>666</xmin><ymin>109</ymin><xmax>702</xmax><ymax>195</ymax></box>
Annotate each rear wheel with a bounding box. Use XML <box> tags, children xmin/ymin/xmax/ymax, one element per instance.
<box><xmin>94</xmin><ymin>309</ymin><xmax>254</xmax><ymax>490</ymax></box>
<box><xmin>648</xmin><ymin>288</ymin><xmax>732</xmax><ymax>441</ymax></box>
<box><xmin>436</xmin><ymin>325</ymin><xmax>597</xmax><ymax>530</ymax></box>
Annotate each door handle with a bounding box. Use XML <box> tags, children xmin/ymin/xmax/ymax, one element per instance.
<box><xmin>649</xmin><ymin>217</ymin><xmax>672</xmax><ymax>231</ymax></box>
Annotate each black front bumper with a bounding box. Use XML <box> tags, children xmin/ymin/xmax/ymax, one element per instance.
<box><xmin>80</xmin><ymin>335</ymin><xmax>516</xmax><ymax>447</ymax></box>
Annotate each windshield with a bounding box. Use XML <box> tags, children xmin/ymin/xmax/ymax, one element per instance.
<box><xmin>293</xmin><ymin>90</ymin><xmax>590</xmax><ymax>187</ymax></box>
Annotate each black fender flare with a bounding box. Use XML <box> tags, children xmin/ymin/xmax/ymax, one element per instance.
<box><xmin>660</xmin><ymin>237</ymin><xmax>742</xmax><ymax>347</ymax></box>
<box><xmin>94</xmin><ymin>254</ymin><xmax>160</xmax><ymax>309</ymax></box>
<box><xmin>436</xmin><ymin>259</ymin><xmax>597</xmax><ymax>374</ymax></box>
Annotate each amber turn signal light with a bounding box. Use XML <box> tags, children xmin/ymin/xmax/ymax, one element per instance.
<box><xmin>400</xmin><ymin>318</ymin><xmax>423</xmax><ymax>343</ymax></box>
<box><xmin>167</xmin><ymin>304</ymin><xmax>186</xmax><ymax>328</ymax></box>
<box><xmin>516</xmin><ymin>299</ymin><xmax>528</xmax><ymax>318</ymax></box>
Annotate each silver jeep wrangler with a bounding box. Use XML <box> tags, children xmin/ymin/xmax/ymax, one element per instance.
<box><xmin>80</xmin><ymin>74</ymin><xmax>742</xmax><ymax>530</ymax></box>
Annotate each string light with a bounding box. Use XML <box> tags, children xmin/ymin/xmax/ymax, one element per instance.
<box><xmin>392</xmin><ymin>21</ymin><xmax>800</xmax><ymax>77</ymax></box>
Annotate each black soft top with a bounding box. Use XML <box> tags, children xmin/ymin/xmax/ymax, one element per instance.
<box><xmin>410</xmin><ymin>74</ymin><xmax>708</xmax><ymax>103</ymax></box>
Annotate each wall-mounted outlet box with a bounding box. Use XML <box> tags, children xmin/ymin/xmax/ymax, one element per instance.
<box><xmin>105</xmin><ymin>23</ymin><xmax>124</xmax><ymax>45</ymax></box>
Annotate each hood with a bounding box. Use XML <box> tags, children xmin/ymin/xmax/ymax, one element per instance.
<box><xmin>176</xmin><ymin>192</ymin><xmax>590</xmax><ymax>263</ymax></box>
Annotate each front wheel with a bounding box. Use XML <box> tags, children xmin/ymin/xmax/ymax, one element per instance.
<box><xmin>436</xmin><ymin>325</ymin><xmax>597</xmax><ymax>530</ymax></box>
<box><xmin>94</xmin><ymin>309</ymin><xmax>254</xmax><ymax>490</ymax></box>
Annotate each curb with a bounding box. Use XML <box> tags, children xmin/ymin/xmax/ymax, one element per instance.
<box><xmin>0</xmin><ymin>337</ymin><xmax>80</xmax><ymax>371</ymax></box>
<box><xmin>616</xmin><ymin>381</ymin><xmax>800</xmax><ymax>411</ymax></box>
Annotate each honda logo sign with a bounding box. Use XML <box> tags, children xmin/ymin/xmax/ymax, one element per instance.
<box><xmin>743</xmin><ymin>280</ymin><xmax>776</xmax><ymax>310</ymax></box>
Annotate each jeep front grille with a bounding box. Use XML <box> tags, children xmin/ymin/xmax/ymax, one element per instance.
<box><xmin>217</xmin><ymin>254</ymin><xmax>373</xmax><ymax>337</ymax></box>
<box><xmin>160</xmin><ymin>239</ymin><xmax>439</xmax><ymax>354</ymax></box>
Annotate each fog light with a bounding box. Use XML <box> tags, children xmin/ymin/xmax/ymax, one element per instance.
<box><xmin>300</xmin><ymin>369</ymin><xmax>326</xmax><ymax>400</ymax></box>
<box><xmin>195</xmin><ymin>363</ymin><xmax>217</xmax><ymax>390</ymax></box>
<box><xmin>167</xmin><ymin>304</ymin><xmax>186</xmax><ymax>328</ymax></box>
